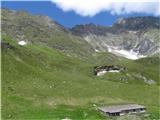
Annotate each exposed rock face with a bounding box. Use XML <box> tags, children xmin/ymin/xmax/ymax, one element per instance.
<box><xmin>94</xmin><ymin>65</ymin><xmax>126</xmax><ymax>76</ymax></box>
<box><xmin>113</xmin><ymin>17</ymin><xmax>159</xmax><ymax>30</ymax></box>
<box><xmin>71</xmin><ymin>17</ymin><xmax>160</xmax><ymax>59</ymax></box>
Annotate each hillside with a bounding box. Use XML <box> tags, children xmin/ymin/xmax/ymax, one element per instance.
<box><xmin>1</xmin><ymin>8</ymin><xmax>94</xmax><ymax>58</ymax></box>
<box><xmin>1</xmin><ymin>8</ymin><xmax>160</xmax><ymax>120</ymax></box>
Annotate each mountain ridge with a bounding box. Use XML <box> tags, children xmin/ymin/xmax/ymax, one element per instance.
<box><xmin>1</xmin><ymin>8</ymin><xmax>95</xmax><ymax>58</ymax></box>
<box><xmin>1</xmin><ymin>8</ymin><xmax>160</xmax><ymax>60</ymax></box>
<box><xmin>71</xmin><ymin>16</ymin><xmax>160</xmax><ymax>59</ymax></box>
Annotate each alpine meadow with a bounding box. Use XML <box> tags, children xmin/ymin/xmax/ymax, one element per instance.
<box><xmin>1</xmin><ymin>1</ymin><xmax>160</xmax><ymax>120</ymax></box>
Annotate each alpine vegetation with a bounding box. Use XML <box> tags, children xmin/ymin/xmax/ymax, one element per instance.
<box><xmin>1</xmin><ymin>4</ymin><xmax>160</xmax><ymax>120</ymax></box>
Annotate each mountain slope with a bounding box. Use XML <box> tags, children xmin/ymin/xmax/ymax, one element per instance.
<box><xmin>2</xmin><ymin>36</ymin><xmax>159</xmax><ymax>120</ymax></box>
<box><xmin>1</xmin><ymin>8</ymin><xmax>160</xmax><ymax>120</ymax></box>
<box><xmin>71</xmin><ymin>17</ymin><xmax>160</xmax><ymax>59</ymax></box>
<box><xmin>1</xmin><ymin>8</ymin><xmax>94</xmax><ymax>57</ymax></box>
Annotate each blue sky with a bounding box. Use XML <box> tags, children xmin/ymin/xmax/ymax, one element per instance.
<box><xmin>1</xmin><ymin>1</ymin><xmax>157</xmax><ymax>28</ymax></box>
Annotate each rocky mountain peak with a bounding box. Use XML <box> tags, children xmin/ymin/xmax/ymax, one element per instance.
<box><xmin>71</xmin><ymin>23</ymin><xmax>114</xmax><ymax>36</ymax></box>
<box><xmin>70</xmin><ymin>16</ymin><xmax>160</xmax><ymax>59</ymax></box>
<box><xmin>116</xmin><ymin>17</ymin><xmax>126</xmax><ymax>24</ymax></box>
<box><xmin>113</xmin><ymin>16</ymin><xmax>160</xmax><ymax>30</ymax></box>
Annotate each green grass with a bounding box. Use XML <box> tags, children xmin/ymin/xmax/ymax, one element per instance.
<box><xmin>1</xmin><ymin>36</ymin><xmax>160</xmax><ymax>120</ymax></box>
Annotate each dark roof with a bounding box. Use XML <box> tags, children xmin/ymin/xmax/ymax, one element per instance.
<box><xmin>99</xmin><ymin>104</ymin><xmax>145</xmax><ymax>113</ymax></box>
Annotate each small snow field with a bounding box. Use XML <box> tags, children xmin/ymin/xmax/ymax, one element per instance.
<box><xmin>108</xmin><ymin>70</ymin><xmax>120</xmax><ymax>73</ymax></box>
<box><xmin>97</xmin><ymin>70</ymin><xmax>120</xmax><ymax>76</ymax></box>
<box><xmin>107</xmin><ymin>47</ymin><xmax>146</xmax><ymax>60</ymax></box>
<box><xmin>18</xmin><ymin>41</ymin><xmax>27</xmax><ymax>46</ymax></box>
<box><xmin>97</xmin><ymin>70</ymin><xmax>107</xmax><ymax>76</ymax></box>
<box><xmin>95</xmin><ymin>49</ymin><xmax>100</xmax><ymax>52</ymax></box>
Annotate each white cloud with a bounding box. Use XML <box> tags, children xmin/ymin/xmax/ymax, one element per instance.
<box><xmin>52</xmin><ymin>0</ymin><xmax>160</xmax><ymax>17</ymax></box>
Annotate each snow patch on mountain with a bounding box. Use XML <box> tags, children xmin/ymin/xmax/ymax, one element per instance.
<box><xmin>18</xmin><ymin>41</ymin><xmax>27</xmax><ymax>46</ymax></box>
<box><xmin>107</xmin><ymin>47</ymin><xmax>146</xmax><ymax>60</ymax></box>
<box><xmin>97</xmin><ymin>69</ymin><xmax>120</xmax><ymax>76</ymax></box>
<box><xmin>95</xmin><ymin>49</ymin><xmax>100</xmax><ymax>52</ymax></box>
<box><xmin>97</xmin><ymin>70</ymin><xmax>107</xmax><ymax>76</ymax></box>
<box><xmin>61</xmin><ymin>118</ymin><xmax>72</xmax><ymax>120</ymax></box>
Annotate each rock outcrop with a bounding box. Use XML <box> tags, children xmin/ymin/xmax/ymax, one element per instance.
<box><xmin>94</xmin><ymin>65</ymin><xmax>126</xmax><ymax>76</ymax></box>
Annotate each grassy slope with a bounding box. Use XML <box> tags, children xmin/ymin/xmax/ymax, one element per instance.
<box><xmin>1</xmin><ymin>9</ymin><xmax>94</xmax><ymax>58</ymax></box>
<box><xmin>2</xmin><ymin>36</ymin><xmax>160</xmax><ymax>120</ymax></box>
